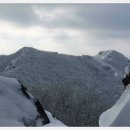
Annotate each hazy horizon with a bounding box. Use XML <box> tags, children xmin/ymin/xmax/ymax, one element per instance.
<box><xmin>0</xmin><ymin>4</ymin><xmax>130</xmax><ymax>58</ymax></box>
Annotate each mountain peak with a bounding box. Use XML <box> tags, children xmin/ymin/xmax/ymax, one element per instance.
<box><xmin>15</xmin><ymin>47</ymin><xmax>60</xmax><ymax>58</ymax></box>
<box><xmin>18</xmin><ymin>46</ymin><xmax>36</xmax><ymax>52</ymax></box>
<box><xmin>15</xmin><ymin>47</ymin><xmax>41</xmax><ymax>56</ymax></box>
<box><xmin>95</xmin><ymin>50</ymin><xmax>130</xmax><ymax>75</ymax></box>
<box><xmin>96</xmin><ymin>50</ymin><xmax>128</xmax><ymax>60</ymax></box>
<box><xmin>98</xmin><ymin>50</ymin><xmax>120</xmax><ymax>56</ymax></box>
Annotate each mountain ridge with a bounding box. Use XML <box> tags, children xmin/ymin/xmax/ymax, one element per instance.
<box><xmin>0</xmin><ymin>47</ymin><xmax>129</xmax><ymax>126</ymax></box>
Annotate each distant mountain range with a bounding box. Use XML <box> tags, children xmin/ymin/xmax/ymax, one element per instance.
<box><xmin>0</xmin><ymin>47</ymin><xmax>129</xmax><ymax>126</ymax></box>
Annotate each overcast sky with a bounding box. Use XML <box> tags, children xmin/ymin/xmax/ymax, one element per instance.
<box><xmin>0</xmin><ymin>4</ymin><xmax>130</xmax><ymax>58</ymax></box>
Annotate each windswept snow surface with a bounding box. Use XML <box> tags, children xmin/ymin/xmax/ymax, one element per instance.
<box><xmin>0</xmin><ymin>76</ymin><xmax>65</xmax><ymax>127</ymax></box>
<box><xmin>0</xmin><ymin>76</ymin><xmax>38</xmax><ymax>126</ymax></box>
<box><xmin>99</xmin><ymin>85</ymin><xmax>130</xmax><ymax>127</ymax></box>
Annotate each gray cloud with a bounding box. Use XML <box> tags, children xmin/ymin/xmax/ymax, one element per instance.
<box><xmin>0</xmin><ymin>4</ymin><xmax>130</xmax><ymax>30</ymax></box>
<box><xmin>33</xmin><ymin>4</ymin><xmax>130</xmax><ymax>43</ymax></box>
<box><xmin>32</xmin><ymin>4</ymin><xmax>130</xmax><ymax>31</ymax></box>
<box><xmin>0</xmin><ymin>4</ymin><xmax>39</xmax><ymax>27</ymax></box>
<box><xmin>75</xmin><ymin>4</ymin><xmax>130</xmax><ymax>31</ymax></box>
<box><xmin>0</xmin><ymin>4</ymin><xmax>130</xmax><ymax>58</ymax></box>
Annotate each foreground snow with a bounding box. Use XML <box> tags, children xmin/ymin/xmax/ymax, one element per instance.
<box><xmin>0</xmin><ymin>76</ymin><xmax>65</xmax><ymax>127</ymax></box>
<box><xmin>99</xmin><ymin>85</ymin><xmax>130</xmax><ymax>126</ymax></box>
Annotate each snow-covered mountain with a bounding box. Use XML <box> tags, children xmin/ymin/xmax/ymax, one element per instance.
<box><xmin>0</xmin><ymin>47</ymin><xmax>129</xmax><ymax>126</ymax></box>
<box><xmin>0</xmin><ymin>76</ymin><xmax>65</xmax><ymax>127</ymax></box>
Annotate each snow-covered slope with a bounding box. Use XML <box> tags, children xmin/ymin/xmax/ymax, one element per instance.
<box><xmin>99</xmin><ymin>85</ymin><xmax>130</xmax><ymax>127</ymax></box>
<box><xmin>0</xmin><ymin>47</ymin><xmax>129</xmax><ymax>126</ymax></box>
<box><xmin>0</xmin><ymin>76</ymin><xmax>65</xmax><ymax>127</ymax></box>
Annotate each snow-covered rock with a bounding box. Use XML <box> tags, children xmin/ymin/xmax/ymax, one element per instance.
<box><xmin>0</xmin><ymin>76</ymin><xmax>65</xmax><ymax>127</ymax></box>
<box><xmin>99</xmin><ymin>85</ymin><xmax>130</xmax><ymax>127</ymax></box>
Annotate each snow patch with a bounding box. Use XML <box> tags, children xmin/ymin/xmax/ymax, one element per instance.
<box><xmin>0</xmin><ymin>76</ymin><xmax>65</xmax><ymax>127</ymax></box>
<box><xmin>0</xmin><ymin>76</ymin><xmax>39</xmax><ymax>126</ymax></box>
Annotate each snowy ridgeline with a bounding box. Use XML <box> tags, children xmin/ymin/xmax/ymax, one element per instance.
<box><xmin>0</xmin><ymin>76</ymin><xmax>65</xmax><ymax>127</ymax></box>
<box><xmin>99</xmin><ymin>85</ymin><xmax>130</xmax><ymax>127</ymax></box>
